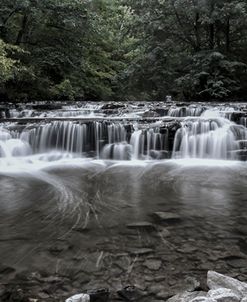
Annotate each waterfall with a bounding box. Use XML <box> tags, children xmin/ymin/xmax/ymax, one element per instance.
<box><xmin>168</xmin><ymin>106</ymin><xmax>206</xmax><ymax>117</ymax></box>
<box><xmin>172</xmin><ymin>110</ymin><xmax>247</xmax><ymax>160</ymax></box>
<box><xmin>1</xmin><ymin>103</ymin><xmax>247</xmax><ymax>162</ymax></box>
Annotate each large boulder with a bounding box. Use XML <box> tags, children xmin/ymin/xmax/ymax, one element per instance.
<box><xmin>207</xmin><ymin>288</ymin><xmax>241</xmax><ymax>302</ymax></box>
<box><xmin>166</xmin><ymin>291</ymin><xmax>207</xmax><ymax>302</ymax></box>
<box><xmin>207</xmin><ymin>271</ymin><xmax>247</xmax><ymax>299</ymax></box>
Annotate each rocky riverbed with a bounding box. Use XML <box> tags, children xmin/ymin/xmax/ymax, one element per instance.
<box><xmin>1</xmin><ymin>102</ymin><xmax>247</xmax><ymax>301</ymax></box>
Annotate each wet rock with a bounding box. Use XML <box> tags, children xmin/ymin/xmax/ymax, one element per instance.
<box><xmin>37</xmin><ymin>292</ymin><xmax>50</xmax><ymax>299</ymax></box>
<box><xmin>152</xmin><ymin>212</ymin><xmax>181</xmax><ymax>223</ymax></box>
<box><xmin>155</xmin><ymin>108</ymin><xmax>168</xmax><ymax>116</ymax></box>
<box><xmin>0</xmin><ymin>264</ymin><xmax>15</xmax><ymax>275</ymax></box>
<box><xmin>1</xmin><ymin>286</ymin><xmax>30</xmax><ymax>302</ymax></box>
<box><xmin>130</xmin><ymin>248</ymin><xmax>154</xmax><ymax>256</ymax></box>
<box><xmin>166</xmin><ymin>291</ymin><xmax>207</xmax><ymax>302</ymax></box>
<box><xmin>87</xmin><ymin>288</ymin><xmax>109</xmax><ymax>302</ymax></box>
<box><xmin>227</xmin><ymin>258</ymin><xmax>247</xmax><ymax>269</ymax></box>
<box><xmin>184</xmin><ymin>277</ymin><xmax>201</xmax><ymax>292</ymax></box>
<box><xmin>207</xmin><ymin>287</ymin><xmax>241</xmax><ymax>302</ymax></box>
<box><xmin>191</xmin><ymin>298</ymin><xmax>216</xmax><ymax>302</ymax></box>
<box><xmin>126</xmin><ymin>222</ymin><xmax>156</xmax><ymax>231</ymax></box>
<box><xmin>101</xmin><ymin>103</ymin><xmax>125</xmax><ymax>110</ymax></box>
<box><xmin>117</xmin><ymin>285</ymin><xmax>145</xmax><ymax>301</ymax></box>
<box><xmin>142</xmin><ymin>111</ymin><xmax>160</xmax><ymax>118</ymax></box>
<box><xmin>32</xmin><ymin>104</ymin><xmax>62</xmax><ymax>110</ymax></box>
<box><xmin>230</xmin><ymin>112</ymin><xmax>247</xmax><ymax>124</ymax></box>
<box><xmin>157</xmin><ymin>227</ymin><xmax>171</xmax><ymax>238</ymax></box>
<box><xmin>143</xmin><ymin>259</ymin><xmax>162</xmax><ymax>271</ymax></box>
<box><xmin>207</xmin><ymin>271</ymin><xmax>247</xmax><ymax>298</ymax></box>
<box><xmin>66</xmin><ymin>293</ymin><xmax>90</xmax><ymax>302</ymax></box>
<box><xmin>178</xmin><ymin>244</ymin><xmax>198</xmax><ymax>254</ymax></box>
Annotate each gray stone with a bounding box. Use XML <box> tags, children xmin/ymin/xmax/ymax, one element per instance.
<box><xmin>207</xmin><ymin>271</ymin><xmax>247</xmax><ymax>298</ymax></box>
<box><xmin>166</xmin><ymin>291</ymin><xmax>207</xmax><ymax>302</ymax></box>
<box><xmin>228</xmin><ymin>259</ymin><xmax>247</xmax><ymax>269</ymax></box>
<box><xmin>184</xmin><ymin>276</ymin><xmax>201</xmax><ymax>292</ymax></box>
<box><xmin>191</xmin><ymin>298</ymin><xmax>216</xmax><ymax>302</ymax></box>
<box><xmin>207</xmin><ymin>288</ymin><xmax>241</xmax><ymax>302</ymax></box>
<box><xmin>144</xmin><ymin>259</ymin><xmax>162</xmax><ymax>271</ymax></box>
<box><xmin>130</xmin><ymin>248</ymin><xmax>154</xmax><ymax>255</ymax></box>
<box><xmin>153</xmin><ymin>212</ymin><xmax>181</xmax><ymax>222</ymax></box>
<box><xmin>126</xmin><ymin>222</ymin><xmax>156</xmax><ymax>230</ymax></box>
<box><xmin>157</xmin><ymin>227</ymin><xmax>171</xmax><ymax>237</ymax></box>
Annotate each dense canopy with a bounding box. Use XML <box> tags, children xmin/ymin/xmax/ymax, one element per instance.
<box><xmin>0</xmin><ymin>0</ymin><xmax>246</xmax><ymax>101</ymax></box>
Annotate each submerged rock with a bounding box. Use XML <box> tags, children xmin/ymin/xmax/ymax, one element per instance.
<box><xmin>117</xmin><ymin>285</ymin><xmax>145</xmax><ymax>301</ymax></box>
<box><xmin>126</xmin><ymin>222</ymin><xmax>156</xmax><ymax>230</ymax></box>
<box><xmin>152</xmin><ymin>212</ymin><xmax>181</xmax><ymax>223</ymax></box>
<box><xmin>143</xmin><ymin>259</ymin><xmax>162</xmax><ymax>271</ymax></box>
<box><xmin>130</xmin><ymin>248</ymin><xmax>154</xmax><ymax>256</ymax></box>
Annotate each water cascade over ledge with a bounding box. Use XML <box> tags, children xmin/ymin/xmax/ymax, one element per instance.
<box><xmin>1</xmin><ymin>102</ymin><xmax>247</xmax><ymax>163</ymax></box>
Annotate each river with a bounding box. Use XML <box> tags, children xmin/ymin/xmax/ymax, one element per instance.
<box><xmin>0</xmin><ymin>101</ymin><xmax>247</xmax><ymax>301</ymax></box>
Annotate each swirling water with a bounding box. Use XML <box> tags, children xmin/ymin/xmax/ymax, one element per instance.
<box><xmin>1</xmin><ymin>102</ymin><xmax>247</xmax><ymax>295</ymax></box>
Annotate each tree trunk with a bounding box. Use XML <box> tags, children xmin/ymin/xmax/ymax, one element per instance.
<box><xmin>225</xmin><ymin>18</ymin><xmax>230</xmax><ymax>53</ymax></box>
<box><xmin>16</xmin><ymin>14</ymin><xmax>28</xmax><ymax>45</ymax></box>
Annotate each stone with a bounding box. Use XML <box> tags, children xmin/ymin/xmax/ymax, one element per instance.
<box><xmin>130</xmin><ymin>248</ymin><xmax>154</xmax><ymax>256</ymax></box>
<box><xmin>152</xmin><ymin>212</ymin><xmax>181</xmax><ymax>223</ymax></box>
<box><xmin>126</xmin><ymin>222</ymin><xmax>156</xmax><ymax>230</ymax></box>
<box><xmin>191</xmin><ymin>298</ymin><xmax>216</xmax><ymax>302</ymax></box>
<box><xmin>87</xmin><ymin>288</ymin><xmax>109</xmax><ymax>302</ymax></box>
<box><xmin>142</xmin><ymin>110</ymin><xmax>160</xmax><ymax>118</ymax></box>
<box><xmin>0</xmin><ymin>264</ymin><xmax>15</xmax><ymax>275</ymax></box>
<box><xmin>157</xmin><ymin>227</ymin><xmax>171</xmax><ymax>237</ymax></box>
<box><xmin>227</xmin><ymin>259</ymin><xmax>247</xmax><ymax>269</ymax></box>
<box><xmin>166</xmin><ymin>291</ymin><xmax>207</xmax><ymax>302</ymax></box>
<box><xmin>66</xmin><ymin>293</ymin><xmax>90</xmax><ymax>302</ymax></box>
<box><xmin>207</xmin><ymin>271</ymin><xmax>247</xmax><ymax>298</ymax></box>
<box><xmin>207</xmin><ymin>288</ymin><xmax>241</xmax><ymax>302</ymax></box>
<box><xmin>184</xmin><ymin>276</ymin><xmax>201</xmax><ymax>292</ymax></box>
<box><xmin>117</xmin><ymin>286</ymin><xmax>145</xmax><ymax>301</ymax></box>
<box><xmin>37</xmin><ymin>292</ymin><xmax>50</xmax><ymax>299</ymax></box>
<box><xmin>143</xmin><ymin>259</ymin><xmax>162</xmax><ymax>271</ymax></box>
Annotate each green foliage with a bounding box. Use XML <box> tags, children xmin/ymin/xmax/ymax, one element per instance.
<box><xmin>0</xmin><ymin>0</ymin><xmax>246</xmax><ymax>101</ymax></box>
<box><xmin>176</xmin><ymin>51</ymin><xmax>247</xmax><ymax>99</ymax></box>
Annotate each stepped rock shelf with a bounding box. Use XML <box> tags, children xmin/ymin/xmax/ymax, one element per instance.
<box><xmin>0</xmin><ymin>101</ymin><xmax>247</xmax><ymax>161</ymax></box>
<box><xmin>1</xmin><ymin>102</ymin><xmax>247</xmax><ymax>302</ymax></box>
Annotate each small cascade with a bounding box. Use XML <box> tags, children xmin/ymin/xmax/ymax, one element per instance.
<box><xmin>240</xmin><ymin>117</ymin><xmax>247</xmax><ymax>127</ymax></box>
<box><xmin>0</xmin><ymin>127</ymin><xmax>32</xmax><ymax>158</ymax></box>
<box><xmin>101</xmin><ymin>143</ymin><xmax>132</xmax><ymax>160</ymax></box>
<box><xmin>168</xmin><ymin>106</ymin><xmax>206</xmax><ymax>117</ymax></box>
<box><xmin>172</xmin><ymin>110</ymin><xmax>247</xmax><ymax>160</ymax></box>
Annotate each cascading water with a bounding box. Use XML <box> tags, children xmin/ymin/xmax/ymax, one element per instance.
<box><xmin>172</xmin><ymin>110</ymin><xmax>247</xmax><ymax>160</ymax></box>
<box><xmin>1</xmin><ymin>102</ymin><xmax>247</xmax><ymax>162</ymax></box>
<box><xmin>168</xmin><ymin>105</ymin><xmax>206</xmax><ymax>117</ymax></box>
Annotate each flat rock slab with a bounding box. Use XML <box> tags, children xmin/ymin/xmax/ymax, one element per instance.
<box><xmin>126</xmin><ymin>222</ymin><xmax>156</xmax><ymax>230</ymax></box>
<box><xmin>130</xmin><ymin>248</ymin><xmax>154</xmax><ymax>256</ymax></box>
<box><xmin>152</xmin><ymin>212</ymin><xmax>181</xmax><ymax>223</ymax></box>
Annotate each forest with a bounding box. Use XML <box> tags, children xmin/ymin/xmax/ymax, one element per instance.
<box><xmin>0</xmin><ymin>0</ymin><xmax>247</xmax><ymax>102</ymax></box>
